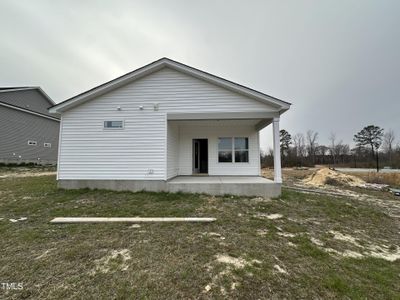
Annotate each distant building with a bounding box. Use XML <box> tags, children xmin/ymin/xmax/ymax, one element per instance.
<box><xmin>0</xmin><ymin>87</ymin><xmax>60</xmax><ymax>164</ymax></box>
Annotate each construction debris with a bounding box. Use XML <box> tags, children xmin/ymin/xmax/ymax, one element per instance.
<box><xmin>303</xmin><ymin>168</ymin><xmax>366</xmax><ymax>187</ymax></box>
<box><xmin>9</xmin><ymin>217</ymin><xmax>28</xmax><ymax>223</ymax></box>
<box><xmin>50</xmin><ymin>217</ymin><xmax>216</xmax><ymax>224</ymax></box>
<box><xmin>302</xmin><ymin>168</ymin><xmax>388</xmax><ymax>190</ymax></box>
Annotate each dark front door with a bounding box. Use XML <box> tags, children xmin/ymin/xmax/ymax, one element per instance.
<box><xmin>193</xmin><ymin>139</ymin><xmax>208</xmax><ymax>174</ymax></box>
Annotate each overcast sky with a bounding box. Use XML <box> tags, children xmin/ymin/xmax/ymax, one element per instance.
<box><xmin>1</xmin><ymin>0</ymin><xmax>399</xmax><ymax>150</ymax></box>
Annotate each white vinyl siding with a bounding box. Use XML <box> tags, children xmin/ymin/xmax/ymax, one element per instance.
<box><xmin>59</xmin><ymin>110</ymin><xmax>165</xmax><ymax>180</ymax></box>
<box><xmin>167</xmin><ymin>122</ymin><xmax>179</xmax><ymax>179</ymax></box>
<box><xmin>58</xmin><ymin>68</ymin><xmax>270</xmax><ymax>180</ymax></box>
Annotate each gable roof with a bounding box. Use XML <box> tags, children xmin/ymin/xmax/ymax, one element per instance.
<box><xmin>49</xmin><ymin>58</ymin><xmax>291</xmax><ymax>114</ymax></box>
<box><xmin>0</xmin><ymin>86</ymin><xmax>58</xmax><ymax>119</ymax></box>
<box><xmin>0</xmin><ymin>86</ymin><xmax>55</xmax><ymax>106</ymax></box>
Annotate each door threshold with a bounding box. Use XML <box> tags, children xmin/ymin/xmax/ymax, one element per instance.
<box><xmin>192</xmin><ymin>173</ymin><xmax>209</xmax><ymax>176</ymax></box>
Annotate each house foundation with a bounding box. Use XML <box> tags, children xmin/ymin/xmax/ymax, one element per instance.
<box><xmin>58</xmin><ymin>176</ymin><xmax>281</xmax><ymax>198</ymax></box>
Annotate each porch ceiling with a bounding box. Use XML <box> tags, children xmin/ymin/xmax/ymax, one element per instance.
<box><xmin>167</xmin><ymin>112</ymin><xmax>276</xmax><ymax>130</ymax></box>
<box><xmin>167</xmin><ymin>111</ymin><xmax>279</xmax><ymax>121</ymax></box>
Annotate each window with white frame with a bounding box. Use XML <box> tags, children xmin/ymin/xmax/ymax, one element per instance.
<box><xmin>27</xmin><ymin>140</ymin><xmax>37</xmax><ymax>146</ymax></box>
<box><xmin>104</xmin><ymin>120</ymin><xmax>124</xmax><ymax>129</ymax></box>
<box><xmin>44</xmin><ymin>143</ymin><xmax>51</xmax><ymax>148</ymax></box>
<box><xmin>218</xmin><ymin>137</ymin><xmax>233</xmax><ymax>162</ymax></box>
<box><xmin>218</xmin><ymin>137</ymin><xmax>249</xmax><ymax>163</ymax></box>
<box><xmin>234</xmin><ymin>137</ymin><xmax>249</xmax><ymax>162</ymax></box>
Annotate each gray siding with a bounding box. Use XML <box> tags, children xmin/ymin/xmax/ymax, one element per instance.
<box><xmin>0</xmin><ymin>89</ymin><xmax>54</xmax><ymax>117</ymax></box>
<box><xmin>0</xmin><ymin>106</ymin><xmax>59</xmax><ymax>164</ymax></box>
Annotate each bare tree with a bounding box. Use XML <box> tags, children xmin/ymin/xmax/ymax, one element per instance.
<box><xmin>306</xmin><ymin>130</ymin><xmax>319</xmax><ymax>164</ymax></box>
<box><xmin>336</xmin><ymin>143</ymin><xmax>350</xmax><ymax>164</ymax></box>
<box><xmin>383</xmin><ymin>129</ymin><xmax>395</xmax><ymax>166</ymax></box>
<box><xmin>293</xmin><ymin>133</ymin><xmax>306</xmax><ymax>166</ymax></box>
<box><xmin>328</xmin><ymin>133</ymin><xmax>339</xmax><ymax>166</ymax></box>
<box><xmin>315</xmin><ymin>145</ymin><xmax>329</xmax><ymax>164</ymax></box>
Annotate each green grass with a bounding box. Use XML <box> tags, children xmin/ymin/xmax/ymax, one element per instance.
<box><xmin>0</xmin><ymin>175</ymin><xmax>399</xmax><ymax>299</ymax></box>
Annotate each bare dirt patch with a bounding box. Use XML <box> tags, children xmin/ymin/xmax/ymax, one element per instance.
<box><xmin>0</xmin><ymin>171</ymin><xmax>56</xmax><ymax>178</ymax></box>
<box><xmin>202</xmin><ymin>232</ymin><xmax>226</xmax><ymax>240</ymax></box>
<box><xmin>254</xmin><ymin>213</ymin><xmax>283</xmax><ymax>220</ymax></box>
<box><xmin>308</xmin><ymin>230</ymin><xmax>400</xmax><ymax>261</ymax></box>
<box><xmin>273</xmin><ymin>264</ymin><xmax>288</xmax><ymax>274</ymax></box>
<box><xmin>90</xmin><ymin>249</ymin><xmax>132</xmax><ymax>275</ymax></box>
<box><xmin>204</xmin><ymin>255</ymin><xmax>261</xmax><ymax>295</ymax></box>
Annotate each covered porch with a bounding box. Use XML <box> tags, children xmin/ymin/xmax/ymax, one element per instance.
<box><xmin>166</xmin><ymin>111</ymin><xmax>283</xmax><ymax>197</ymax></box>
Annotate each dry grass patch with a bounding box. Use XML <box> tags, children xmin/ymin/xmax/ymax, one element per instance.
<box><xmin>346</xmin><ymin>171</ymin><xmax>400</xmax><ymax>187</ymax></box>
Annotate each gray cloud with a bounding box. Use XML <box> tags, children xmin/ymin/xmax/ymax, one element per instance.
<box><xmin>1</xmin><ymin>0</ymin><xmax>399</xmax><ymax>149</ymax></box>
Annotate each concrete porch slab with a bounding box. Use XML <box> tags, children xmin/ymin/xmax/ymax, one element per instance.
<box><xmin>167</xmin><ymin>176</ymin><xmax>280</xmax><ymax>198</ymax></box>
<box><xmin>167</xmin><ymin>176</ymin><xmax>273</xmax><ymax>184</ymax></box>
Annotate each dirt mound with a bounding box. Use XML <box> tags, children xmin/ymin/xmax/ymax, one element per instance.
<box><xmin>302</xmin><ymin>168</ymin><xmax>367</xmax><ymax>188</ymax></box>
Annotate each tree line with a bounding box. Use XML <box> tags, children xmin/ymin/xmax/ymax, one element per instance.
<box><xmin>261</xmin><ymin>125</ymin><xmax>399</xmax><ymax>171</ymax></box>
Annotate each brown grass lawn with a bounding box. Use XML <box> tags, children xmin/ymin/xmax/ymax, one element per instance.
<box><xmin>0</xmin><ymin>174</ymin><xmax>399</xmax><ymax>299</ymax></box>
<box><xmin>348</xmin><ymin>172</ymin><xmax>400</xmax><ymax>187</ymax></box>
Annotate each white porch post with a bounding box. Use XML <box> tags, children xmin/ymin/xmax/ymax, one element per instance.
<box><xmin>272</xmin><ymin>117</ymin><xmax>282</xmax><ymax>183</ymax></box>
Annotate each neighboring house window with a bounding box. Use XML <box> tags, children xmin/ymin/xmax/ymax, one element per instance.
<box><xmin>27</xmin><ymin>140</ymin><xmax>37</xmax><ymax>146</ymax></box>
<box><xmin>44</xmin><ymin>143</ymin><xmax>51</xmax><ymax>148</ymax></box>
<box><xmin>218</xmin><ymin>137</ymin><xmax>249</xmax><ymax>163</ymax></box>
<box><xmin>104</xmin><ymin>120</ymin><xmax>124</xmax><ymax>129</ymax></box>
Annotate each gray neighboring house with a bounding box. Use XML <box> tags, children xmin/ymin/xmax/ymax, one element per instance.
<box><xmin>0</xmin><ymin>87</ymin><xmax>60</xmax><ymax>164</ymax></box>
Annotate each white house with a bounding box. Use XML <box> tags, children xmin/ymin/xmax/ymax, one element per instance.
<box><xmin>49</xmin><ymin>58</ymin><xmax>291</xmax><ymax>197</ymax></box>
